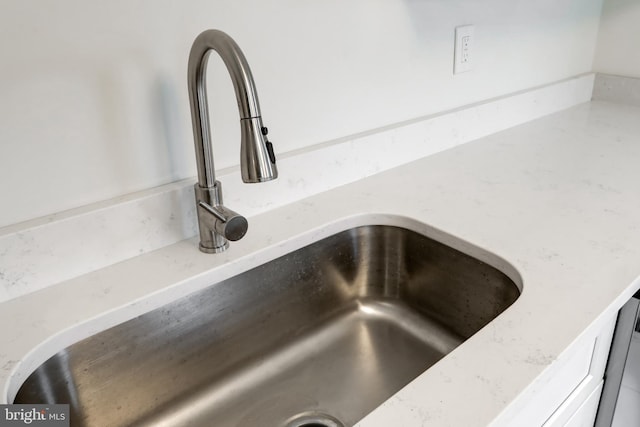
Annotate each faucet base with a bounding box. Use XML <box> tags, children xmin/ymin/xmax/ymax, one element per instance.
<box><xmin>199</xmin><ymin>241</ymin><xmax>229</xmax><ymax>254</ymax></box>
<box><xmin>194</xmin><ymin>182</ymin><xmax>248</xmax><ymax>253</ymax></box>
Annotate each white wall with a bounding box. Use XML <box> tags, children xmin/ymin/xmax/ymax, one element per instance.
<box><xmin>593</xmin><ymin>0</ymin><xmax>640</xmax><ymax>78</ymax></box>
<box><xmin>0</xmin><ymin>0</ymin><xmax>604</xmax><ymax>228</ymax></box>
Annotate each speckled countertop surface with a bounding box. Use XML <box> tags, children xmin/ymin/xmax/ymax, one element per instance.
<box><xmin>2</xmin><ymin>100</ymin><xmax>640</xmax><ymax>426</ymax></box>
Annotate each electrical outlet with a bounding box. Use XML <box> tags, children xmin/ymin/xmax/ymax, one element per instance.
<box><xmin>454</xmin><ymin>25</ymin><xmax>474</xmax><ymax>74</ymax></box>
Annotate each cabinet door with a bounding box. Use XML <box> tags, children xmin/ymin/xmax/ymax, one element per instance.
<box><xmin>542</xmin><ymin>319</ymin><xmax>615</xmax><ymax>427</ymax></box>
<box><xmin>564</xmin><ymin>382</ymin><xmax>604</xmax><ymax>427</ymax></box>
<box><xmin>507</xmin><ymin>315</ymin><xmax>616</xmax><ymax>427</ymax></box>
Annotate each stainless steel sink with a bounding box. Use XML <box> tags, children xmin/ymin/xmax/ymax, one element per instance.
<box><xmin>14</xmin><ymin>225</ymin><xmax>520</xmax><ymax>427</ymax></box>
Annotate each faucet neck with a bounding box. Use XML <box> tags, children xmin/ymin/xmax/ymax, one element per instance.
<box><xmin>187</xmin><ymin>29</ymin><xmax>263</xmax><ymax>188</ymax></box>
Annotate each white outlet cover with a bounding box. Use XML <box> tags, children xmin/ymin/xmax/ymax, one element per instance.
<box><xmin>454</xmin><ymin>25</ymin><xmax>475</xmax><ymax>74</ymax></box>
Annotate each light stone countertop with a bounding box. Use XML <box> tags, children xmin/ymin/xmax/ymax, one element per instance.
<box><xmin>2</xmin><ymin>100</ymin><xmax>640</xmax><ymax>426</ymax></box>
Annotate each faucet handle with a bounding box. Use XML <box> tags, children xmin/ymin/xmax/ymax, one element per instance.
<box><xmin>213</xmin><ymin>205</ymin><xmax>248</xmax><ymax>241</ymax></box>
<box><xmin>198</xmin><ymin>202</ymin><xmax>249</xmax><ymax>242</ymax></box>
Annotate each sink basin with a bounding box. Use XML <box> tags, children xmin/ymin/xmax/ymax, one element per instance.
<box><xmin>14</xmin><ymin>225</ymin><xmax>520</xmax><ymax>427</ymax></box>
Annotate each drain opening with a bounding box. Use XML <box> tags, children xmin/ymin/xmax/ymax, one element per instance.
<box><xmin>285</xmin><ymin>412</ymin><xmax>345</xmax><ymax>427</ymax></box>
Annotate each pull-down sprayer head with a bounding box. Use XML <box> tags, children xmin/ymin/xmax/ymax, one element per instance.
<box><xmin>240</xmin><ymin>116</ymin><xmax>277</xmax><ymax>183</ymax></box>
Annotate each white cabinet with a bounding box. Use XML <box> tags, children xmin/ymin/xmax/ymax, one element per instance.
<box><xmin>564</xmin><ymin>382</ymin><xmax>605</xmax><ymax>427</ymax></box>
<box><xmin>542</xmin><ymin>317</ymin><xmax>614</xmax><ymax>427</ymax></box>
<box><xmin>510</xmin><ymin>316</ymin><xmax>616</xmax><ymax>427</ymax></box>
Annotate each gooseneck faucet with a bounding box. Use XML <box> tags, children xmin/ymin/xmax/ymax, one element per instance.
<box><xmin>188</xmin><ymin>29</ymin><xmax>278</xmax><ymax>253</ymax></box>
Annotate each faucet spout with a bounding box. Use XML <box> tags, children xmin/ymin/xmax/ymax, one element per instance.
<box><xmin>187</xmin><ymin>29</ymin><xmax>278</xmax><ymax>253</ymax></box>
<box><xmin>188</xmin><ymin>29</ymin><xmax>278</xmax><ymax>186</ymax></box>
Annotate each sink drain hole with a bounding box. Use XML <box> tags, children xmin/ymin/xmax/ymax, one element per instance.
<box><xmin>285</xmin><ymin>412</ymin><xmax>345</xmax><ymax>427</ymax></box>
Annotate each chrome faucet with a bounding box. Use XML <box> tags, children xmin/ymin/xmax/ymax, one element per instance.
<box><xmin>188</xmin><ymin>29</ymin><xmax>278</xmax><ymax>253</ymax></box>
